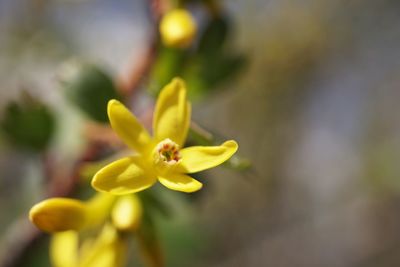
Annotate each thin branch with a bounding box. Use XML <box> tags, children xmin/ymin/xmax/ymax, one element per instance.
<box><xmin>117</xmin><ymin>0</ymin><xmax>164</xmax><ymax>99</ymax></box>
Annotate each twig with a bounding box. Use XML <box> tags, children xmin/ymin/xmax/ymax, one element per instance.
<box><xmin>117</xmin><ymin>0</ymin><xmax>164</xmax><ymax>99</ymax></box>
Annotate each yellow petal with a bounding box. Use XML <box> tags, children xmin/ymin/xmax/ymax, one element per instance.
<box><xmin>179</xmin><ymin>140</ymin><xmax>238</xmax><ymax>173</ymax></box>
<box><xmin>153</xmin><ymin>78</ymin><xmax>191</xmax><ymax>147</ymax></box>
<box><xmin>50</xmin><ymin>231</ymin><xmax>78</xmax><ymax>267</ymax></box>
<box><xmin>108</xmin><ymin>99</ymin><xmax>151</xmax><ymax>154</ymax></box>
<box><xmin>158</xmin><ymin>173</ymin><xmax>202</xmax><ymax>193</ymax></box>
<box><xmin>112</xmin><ymin>195</ymin><xmax>142</xmax><ymax>231</ymax></box>
<box><xmin>29</xmin><ymin>198</ymin><xmax>87</xmax><ymax>232</ymax></box>
<box><xmin>91</xmin><ymin>157</ymin><xmax>157</xmax><ymax>195</ymax></box>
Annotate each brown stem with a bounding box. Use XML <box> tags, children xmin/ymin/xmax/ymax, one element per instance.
<box><xmin>117</xmin><ymin>0</ymin><xmax>164</xmax><ymax>99</ymax></box>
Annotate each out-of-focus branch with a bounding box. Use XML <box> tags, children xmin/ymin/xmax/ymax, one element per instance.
<box><xmin>117</xmin><ymin>0</ymin><xmax>166</xmax><ymax>99</ymax></box>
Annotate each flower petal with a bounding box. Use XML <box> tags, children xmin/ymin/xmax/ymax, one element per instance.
<box><xmin>91</xmin><ymin>157</ymin><xmax>156</xmax><ymax>195</ymax></box>
<box><xmin>108</xmin><ymin>99</ymin><xmax>151</xmax><ymax>153</ymax></box>
<box><xmin>51</xmin><ymin>231</ymin><xmax>78</xmax><ymax>267</ymax></box>
<box><xmin>29</xmin><ymin>198</ymin><xmax>87</xmax><ymax>232</ymax></box>
<box><xmin>158</xmin><ymin>173</ymin><xmax>202</xmax><ymax>193</ymax></box>
<box><xmin>153</xmin><ymin>78</ymin><xmax>191</xmax><ymax>146</ymax></box>
<box><xmin>179</xmin><ymin>140</ymin><xmax>238</xmax><ymax>173</ymax></box>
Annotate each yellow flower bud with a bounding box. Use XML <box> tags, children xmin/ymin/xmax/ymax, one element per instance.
<box><xmin>29</xmin><ymin>198</ymin><xmax>87</xmax><ymax>232</ymax></box>
<box><xmin>111</xmin><ymin>195</ymin><xmax>143</xmax><ymax>231</ymax></box>
<box><xmin>160</xmin><ymin>9</ymin><xmax>197</xmax><ymax>48</ymax></box>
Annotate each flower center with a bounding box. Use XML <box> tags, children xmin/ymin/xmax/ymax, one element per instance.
<box><xmin>154</xmin><ymin>138</ymin><xmax>181</xmax><ymax>166</ymax></box>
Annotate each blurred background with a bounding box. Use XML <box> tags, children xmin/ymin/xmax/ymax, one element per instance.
<box><xmin>1</xmin><ymin>0</ymin><xmax>400</xmax><ymax>266</ymax></box>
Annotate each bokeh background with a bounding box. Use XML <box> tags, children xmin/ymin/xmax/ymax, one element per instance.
<box><xmin>1</xmin><ymin>0</ymin><xmax>400</xmax><ymax>266</ymax></box>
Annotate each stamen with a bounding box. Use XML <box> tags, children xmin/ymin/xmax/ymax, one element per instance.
<box><xmin>154</xmin><ymin>138</ymin><xmax>181</xmax><ymax>166</ymax></box>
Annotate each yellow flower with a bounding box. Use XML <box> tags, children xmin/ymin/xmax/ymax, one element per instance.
<box><xmin>159</xmin><ymin>9</ymin><xmax>197</xmax><ymax>48</ymax></box>
<box><xmin>29</xmin><ymin>193</ymin><xmax>142</xmax><ymax>233</ymax></box>
<box><xmin>51</xmin><ymin>224</ymin><xmax>127</xmax><ymax>267</ymax></box>
<box><xmin>29</xmin><ymin>194</ymin><xmax>141</xmax><ymax>267</ymax></box>
<box><xmin>91</xmin><ymin>78</ymin><xmax>238</xmax><ymax>194</ymax></box>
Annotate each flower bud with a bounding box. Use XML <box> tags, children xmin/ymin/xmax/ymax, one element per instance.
<box><xmin>160</xmin><ymin>9</ymin><xmax>197</xmax><ymax>48</ymax></box>
<box><xmin>112</xmin><ymin>195</ymin><xmax>142</xmax><ymax>231</ymax></box>
<box><xmin>29</xmin><ymin>198</ymin><xmax>87</xmax><ymax>232</ymax></box>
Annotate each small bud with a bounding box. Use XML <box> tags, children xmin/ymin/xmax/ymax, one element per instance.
<box><xmin>29</xmin><ymin>198</ymin><xmax>87</xmax><ymax>232</ymax></box>
<box><xmin>160</xmin><ymin>9</ymin><xmax>197</xmax><ymax>48</ymax></box>
<box><xmin>112</xmin><ymin>195</ymin><xmax>143</xmax><ymax>231</ymax></box>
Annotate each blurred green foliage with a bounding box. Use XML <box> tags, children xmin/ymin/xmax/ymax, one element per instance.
<box><xmin>0</xmin><ymin>94</ymin><xmax>55</xmax><ymax>152</ymax></box>
<box><xmin>59</xmin><ymin>61</ymin><xmax>122</xmax><ymax>123</ymax></box>
<box><xmin>137</xmin><ymin>210</ymin><xmax>164</xmax><ymax>267</ymax></box>
<box><xmin>150</xmin><ymin>47</ymin><xmax>186</xmax><ymax>96</ymax></box>
<box><xmin>198</xmin><ymin>16</ymin><xmax>229</xmax><ymax>54</ymax></box>
<box><xmin>15</xmin><ymin>235</ymin><xmax>51</xmax><ymax>267</ymax></box>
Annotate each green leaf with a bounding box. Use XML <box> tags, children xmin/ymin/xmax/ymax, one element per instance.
<box><xmin>198</xmin><ymin>15</ymin><xmax>231</xmax><ymax>56</ymax></box>
<box><xmin>182</xmin><ymin>53</ymin><xmax>247</xmax><ymax>100</ymax></box>
<box><xmin>203</xmin><ymin>53</ymin><xmax>247</xmax><ymax>88</ymax></box>
<box><xmin>58</xmin><ymin>60</ymin><xmax>122</xmax><ymax>123</ymax></box>
<box><xmin>0</xmin><ymin>94</ymin><xmax>55</xmax><ymax>151</ymax></box>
